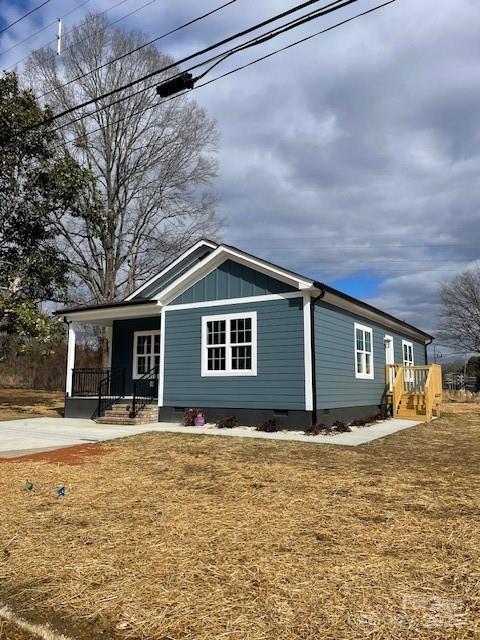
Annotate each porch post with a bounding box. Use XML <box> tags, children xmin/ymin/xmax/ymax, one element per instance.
<box><xmin>158</xmin><ymin>307</ymin><xmax>165</xmax><ymax>408</ymax></box>
<box><xmin>105</xmin><ymin>325</ymin><xmax>113</xmax><ymax>368</ymax></box>
<box><xmin>65</xmin><ymin>322</ymin><xmax>76</xmax><ymax>397</ymax></box>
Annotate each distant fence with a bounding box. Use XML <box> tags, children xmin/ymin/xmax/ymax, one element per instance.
<box><xmin>443</xmin><ymin>373</ymin><xmax>478</xmax><ymax>392</ymax></box>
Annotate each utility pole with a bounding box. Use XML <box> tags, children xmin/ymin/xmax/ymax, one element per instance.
<box><xmin>56</xmin><ymin>18</ymin><xmax>62</xmax><ymax>56</ymax></box>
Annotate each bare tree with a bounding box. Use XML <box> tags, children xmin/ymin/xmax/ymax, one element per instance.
<box><xmin>26</xmin><ymin>13</ymin><xmax>220</xmax><ymax>304</ymax></box>
<box><xmin>438</xmin><ymin>267</ymin><xmax>480</xmax><ymax>353</ymax></box>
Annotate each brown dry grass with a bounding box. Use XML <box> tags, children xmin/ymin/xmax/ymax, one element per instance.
<box><xmin>0</xmin><ymin>405</ymin><xmax>479</xmax><ymax>639</ymax></box>
<box><xmin>0</xmin><ymin>389</ymin><xmax>64</xmax><ymax>421</ymax></box>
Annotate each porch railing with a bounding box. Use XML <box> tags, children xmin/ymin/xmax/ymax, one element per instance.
<box><xmin>131</xmin><ymin>366</ymin><xmax>158</xmax><ymax>418</ymax></box>
<box><xmin>97</xmin><ymin>368</ymin><xmax>127</xmax><ymax>418</ymax></box>
<box><xmin>72</xmin><ymin>368</ymin><xmax>110</xmax><ymax>397</ymax></box>
<box><xmin>386</xmin><ymin>364</ymin><xmax>442</xmax><ymax>421</ymax></box>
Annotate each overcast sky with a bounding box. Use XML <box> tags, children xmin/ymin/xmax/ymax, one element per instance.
<box><xmin>1</xmin><ymin>0</ymin><xmax>479</xmax><ymax>337</ymax></box>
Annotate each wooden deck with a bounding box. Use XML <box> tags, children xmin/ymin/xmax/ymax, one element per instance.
<box><xmin>386</xmin><ymin>364</ymin><xmax>442</xmax><ymax>421</ymax></box>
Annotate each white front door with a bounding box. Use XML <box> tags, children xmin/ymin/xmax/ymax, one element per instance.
<box><xmin>385</xmin><ymin>335</ymin><xmax>395</xmax><ymax>390</ymax></box>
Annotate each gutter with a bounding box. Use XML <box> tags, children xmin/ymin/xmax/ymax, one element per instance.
<box><xmin>310</xmin><ymin>282</ymin><xmax>326</xmax><ymax>426</ymax></box>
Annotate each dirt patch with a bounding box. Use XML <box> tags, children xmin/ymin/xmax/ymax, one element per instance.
<box><xmin>0</xmin><ymin>389</ymin><xmax>64</xmax><ymax>422</ymax></box>
<box><xmin>0</xmin><ymin>404</ymin><xmax>478</xmax><ymax>639</ymax></box>
<box><xmin>0</xmin><ymin>444</ymin><xmax>111</xmax><ymax>466</ymax></box>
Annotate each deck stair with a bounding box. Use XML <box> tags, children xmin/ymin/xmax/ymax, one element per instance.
<box><xmin>387</xmin><ymin>364</ymin><xmax>442</xmax><ymax>421</ymax></box>
<box><xmin>96</xmin><ymin>403</ymin><xmax>158</xmax><ymax>425</ymax></box>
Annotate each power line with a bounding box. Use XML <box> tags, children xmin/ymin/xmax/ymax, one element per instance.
<box><xmin>5</xmin><ymin>0</ymin><xmax>145</xmax><ymax>71</ymax></box>
<box><xmin>31</xmin><ymin>0</ymin><xmax>355</xmax><ymax>128</ymax></box>
<box><xmin>47</xmin><ymin>0</ymin><xmax>363</xmax><ymax>135</ymax></box>
<box><xmin>38</xmin><ymin>0</ymin><xmax>238</xmax><ymax>100</ymax></box>
<box><xmin>0</xmin><ymin>0</ymin><xmax>52</xmax><ymax>36</ymax></box>
<box><xmin>53</xmin><ymin>0</ymin><xmax>395</xmax><ymax>149</ymax></box>
<box><xmin>0</xmin><ymin>0</ymin><xmax>92</xmax><ymax>59</ymax></box>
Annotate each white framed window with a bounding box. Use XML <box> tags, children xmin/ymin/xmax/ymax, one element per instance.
<box><xmin>133</xmin><ymin>330</ymin><xmax>160</xmax><ymax>379</ymax></box>
<box><xmin>201</xmin><ymin>312</ymin><xmax>257</xmax><ymax>377</ymax></box>
<box><xmin>354</xmin><ymin>323</ymin><xmax>374</xmax><ymax>379</ymax></box>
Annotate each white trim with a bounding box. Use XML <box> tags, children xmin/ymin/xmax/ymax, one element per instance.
<box><xmin>155</xmin><ymin>245</ymin><xmax>314</xmax><ymax>305</ymax></box>
<box><xmin>132</xmin><ymin>330</ymin><xmax>161</xmax><ymax>380</ymax></box>
<box><xmin>62</xmin><ymin>302</ymin><xmax>162</xmax><ymax>324</ymax></box>
<box><xmin>158</xmin><ymin>307</ymin><xmax>166</xmax><ymax>407</ymax></box>
<box><xmin>124</xmin><ymin>239</ymin><xmax>217</xmax><ymax>301</ymax></box>
<box><xmin>65</xmin><ymin>323</ymin><xmax>76</xmax><ymax>396</ymax></box>
<box><xmin>402</xmin><ymin>339</ymin><xmax>415</xmax><ymax>383</ymax></box>
<box><xmin>354</xmin><ymin>322</ymin><xmax>374</xmax><ymax>380</ymax></box>
<box><xmin>303</xmin><ymin>292</ymin><xmax>313</xmax><ymax>412</ymax></box>
<box><xmin>201</xmin><ymin>311</ymin><xmax>257</xmax><ymax>377</ymax></box>
<box><xmin>402</xmin><ymin>339</ymin><xmax>414</xmax><ymax>365</ymax></box>
<box><xmin>165</xmin><ymin>291</ymin><xmax>303</xmax><ymax>311</ymax></box>
<box><xmin>105</xmin><ymin>326</ymin><xmax>113</xmax><ymax>368</ymax></box>
<box><xmin>384</xmin><ymin>334</ymin><xmax>395</xmax><ymax>391</ymax></box>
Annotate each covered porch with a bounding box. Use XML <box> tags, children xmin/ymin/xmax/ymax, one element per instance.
<box><xmin>61</xmin><ymin>300</ymin><xmax>163</xmax><ymax>422</ymax></box>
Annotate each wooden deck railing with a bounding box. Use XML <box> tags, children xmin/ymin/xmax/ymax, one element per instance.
<box><xmin>386</xmin><ymin>364</ymin><xmax>442</xmax><ymax>421</ymax></box>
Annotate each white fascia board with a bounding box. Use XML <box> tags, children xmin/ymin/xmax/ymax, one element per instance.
<box><xmin>321</xmin><ymin>291</ymin><xmax>429</xmax><ymax>342</ymax></box>
<box><xmin>62</xmin><ymin>302</ymin><xmax>162</xmax><ymax>324</ymax></box>
<box><xmin>156</xmin><ymin>245</ymin><xmax>314</xmax><ymax>305</ymax></box>
<box><xmin>165</xmin><ymin>291</ymin><xmax>304</xmax><ymax>311</ymax></box>
<box><xmin>124</xmin><ymin>239</ymin><xmax>217</xmax><ymax>301</ymax></box>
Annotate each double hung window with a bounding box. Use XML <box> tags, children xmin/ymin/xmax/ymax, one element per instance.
<box><xmin>201</xmin><ymin>312</ymin><xmax>257</xmax><ymax>376</ymax></box>
<box><xmin>354</xmin><ymin>323</ymin><xmax>374</xmax><ymax>379</ymax></box>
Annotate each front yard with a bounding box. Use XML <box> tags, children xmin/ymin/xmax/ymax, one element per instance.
<box><xmin>0</xmin><ymin>403</ymin><xmax>479</xmax><ymax>639</ymax></box>
<box><xmin>0</xmin><ymin>389</ymin><xmax>64</xmax><ymax>421</ymax></box>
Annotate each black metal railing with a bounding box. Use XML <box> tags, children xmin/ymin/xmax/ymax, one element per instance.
<box><xmin>131</xmin><ymin>366</ymin><xmax>158</xmax><ymax>418</ymax></box>
<box><xmin>97</xmin><ymin>368</ymin><xmax>127</xmax><ymax>418</ymax></box>
<box><xmin>72</xmin><ymin>368</ymin><xmax>111</xmax><ymax>397</ymax></box>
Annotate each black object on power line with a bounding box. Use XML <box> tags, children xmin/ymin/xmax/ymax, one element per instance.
<box><xmin>156</xmin><ymin>72</ymin><xmax>196</xmax><ymax>97</ymax></box>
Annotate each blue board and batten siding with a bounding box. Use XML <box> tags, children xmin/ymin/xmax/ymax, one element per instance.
<box><xmin>172</xmin><ymin>260</ymin><xmax>296</xmax><ymax>305</ymax></box>
<box><xmin>314</xmin><ymin>300</ymin><xmax>426</xmax><ymax>411</ymax></box>
<box><xmin>163</xmin><ymin>297</ymin><xmax>305</xmax><ymax>410</ymax></box>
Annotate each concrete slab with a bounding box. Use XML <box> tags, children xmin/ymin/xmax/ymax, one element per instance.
<box><xmin>0</xmin><ymin>415</ymin><xmax>425</xmax><ymax>456</ymax></box>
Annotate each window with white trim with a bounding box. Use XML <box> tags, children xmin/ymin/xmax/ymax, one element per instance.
<box><xmin>133</xmin><ymin>330</ymin><xmax>160</xmax><ymax>378</ymax></box>
<box><xmin>201</xmin><ymin>312</ymin><xmax>257</xmax><ymax>376</ymax></box>
<box><xmin>354</xmin><ymin>323</ymin><xmax>374</xmax><ymax>379</ymax></box>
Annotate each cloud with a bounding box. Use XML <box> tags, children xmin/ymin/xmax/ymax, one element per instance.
<box><xmin>1</xmin><ymin>0</ymin><xmax>479</xmax><ymax>334</ymax></box>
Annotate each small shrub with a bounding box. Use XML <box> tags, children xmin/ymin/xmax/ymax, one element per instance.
<box><xmin>256</xmin><ymin>418</ymin><xmax>280</xmax><ymax>433</ymax></box>
<box><xmin>332</xmin><ymin>420</ymin><xmax>351</xmax><ymax>433</ymax></box>
<box><xmin>366</xmin><ymin>412</ymin><xmax>387</xmax><ymax>424</ymax></box>
<box><xmin>350</xmin><ymin>418</ymin><xmax>367</xmax><ymax>427</ymax></box>
<box><xmin>183</xmin><ymin>408</ymin><xmax>200</xmax><ymax>426</ymax></box>
<box><xmin>216</xmin><ymin>416</ymin><xmax>239</xmax><ymax>429</ymax></box>
<box><xmin>304</xmin><ymin>423</ymin><xmax>332</xmax><ymax>436</ymax></box>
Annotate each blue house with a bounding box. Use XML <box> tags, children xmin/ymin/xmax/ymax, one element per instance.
<box><xmin>56</xmin><ymin>240</ymin><xmax>440</xmax><ymax>427</ymax></box>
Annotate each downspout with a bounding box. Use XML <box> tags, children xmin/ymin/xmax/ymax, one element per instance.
<box><xmin>310</xmin><ymin>282</ymin><xmax>326</xmax><ymax>426</ymax></box>
<box><xmin>424</xmin><ymin>337</ymin><xmax>433</xmax><ymax>364</ymax></box>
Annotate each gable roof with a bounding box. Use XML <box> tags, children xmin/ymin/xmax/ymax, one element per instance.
<box><xmin>125</xmin><ymin>239</ymin><xmax>218</xmax><ymax>301</ymax></box>
<box><xmin>55</xmin><ymin>239</ymin><xmax>433</xmax><ymax>341</ymax></box>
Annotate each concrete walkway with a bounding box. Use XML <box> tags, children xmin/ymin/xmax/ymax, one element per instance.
<box><xmin>0</xmin><ymin>415</ymin><xmax>425</xmax><ymax>456</ymax></box>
